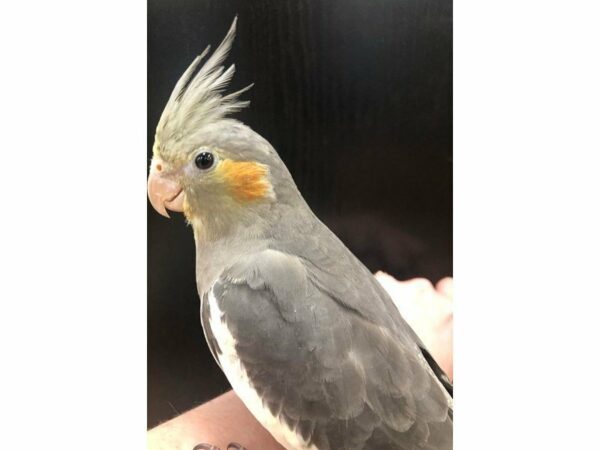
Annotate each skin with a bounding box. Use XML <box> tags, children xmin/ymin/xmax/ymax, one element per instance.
<box><xmin>148</xmin><ymin>276</ymin><xmax>453</xmax><ymax>450</ymax></box>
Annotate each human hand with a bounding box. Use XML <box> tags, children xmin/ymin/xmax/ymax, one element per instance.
<box><xmin>376</xmin><ymin>273</ymin><xmax>454</xmax><ymax>380</ymax></box>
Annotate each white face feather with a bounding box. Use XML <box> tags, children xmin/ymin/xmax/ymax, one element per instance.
<box><xmin>155</xmin><ymin>17</ymin><xmax>253</xmax><ymax>161</ymax></box>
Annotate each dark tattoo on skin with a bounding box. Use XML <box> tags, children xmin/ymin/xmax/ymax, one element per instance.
<box><xmin>193</xmin><ymin>442</ymin><xmax>247</xmax><ymax>450</ymax></box>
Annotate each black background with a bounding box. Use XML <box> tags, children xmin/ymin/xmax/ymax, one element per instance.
<box><xmin>148</xmin><ymin>0</ymin><xmax>452</xmax><ymax>429</ymax></box>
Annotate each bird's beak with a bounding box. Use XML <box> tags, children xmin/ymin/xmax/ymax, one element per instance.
<box><xmin>147</xmin><ymin>160</ymin><xmax>185</xmax><ymax>218</ymax></box>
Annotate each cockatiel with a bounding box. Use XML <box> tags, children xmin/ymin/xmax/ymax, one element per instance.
<box><xmin>148</xmin><ymin>18</ymin><xmax>453</xmax><ymax>450</ymax></box>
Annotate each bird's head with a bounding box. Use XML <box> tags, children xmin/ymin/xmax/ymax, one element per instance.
<box><xmin>148</xmin><ymin>19</ymin><xmax>301</xmax><ymax>241</ymax></box>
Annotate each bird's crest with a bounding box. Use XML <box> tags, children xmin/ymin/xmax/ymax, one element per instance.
<box><xmin>155</xmin><ymin>17</ymin><xmax>251</xmax><ymax>156</ymax></box>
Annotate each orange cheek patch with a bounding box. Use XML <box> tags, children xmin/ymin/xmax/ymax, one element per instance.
<box><xmin>217</xmin><ymin>159</ymin><xmax>272</xmax><ymax>202</ymax></box>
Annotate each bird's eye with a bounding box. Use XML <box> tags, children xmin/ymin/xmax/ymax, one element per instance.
<box><xmin>195</xmin><ymin>151</ymin><xmax>214</xmax><ymax>170</ymax></box>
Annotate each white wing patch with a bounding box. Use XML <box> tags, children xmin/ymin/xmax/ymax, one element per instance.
<box><xmin>207</xmin><ymin>288</ymin><xmax>319</xmax><ymax>450</ymax></box>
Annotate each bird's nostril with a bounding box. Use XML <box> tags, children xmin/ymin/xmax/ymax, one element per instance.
<box><xmin>156</xmin><ymin>163</ymin><xmax>163</xmax><ymax>172</ymax></box>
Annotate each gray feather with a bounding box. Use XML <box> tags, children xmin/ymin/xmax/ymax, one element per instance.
<box><xmin>207</xmin><ymin>246</ymin><xmax>452</xmax><ymax>450</ymax></box>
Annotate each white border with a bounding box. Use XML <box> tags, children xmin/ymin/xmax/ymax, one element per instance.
<box><xmin>1</xmin><ymin>1</ymin><xmax>147</xmax><ymax>449</ymax></box>
<box><xmin>455</xmin><ymin>0</ymin><xmax>600</xmax><ymax>447</ymax></box>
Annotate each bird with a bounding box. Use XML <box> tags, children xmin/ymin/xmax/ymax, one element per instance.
<box><xmin>147</xmin><ymin>18</ymin><xmax>453</xmax><ymax>450</ymax></box>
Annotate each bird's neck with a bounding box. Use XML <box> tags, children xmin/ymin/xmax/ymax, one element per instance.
<box><xmin>190</xmin><ymin>198</ymin><xmax>314</xmax><ymax>295</ymax></box>
<box><xmin>191</xmin><ymin>218</ymin><xmax>270</xmax><ymax>296</ymax></box>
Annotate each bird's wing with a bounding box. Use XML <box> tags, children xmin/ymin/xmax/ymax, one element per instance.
<box><xmin>210</xmin><ymin>249</ymin><xmax>452</xmax><ymax>450</ymax></box>
<box><xmin>274</xmin><ymin>219</ymin><xmax>454</xmax><ymax>401</ymax></box>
